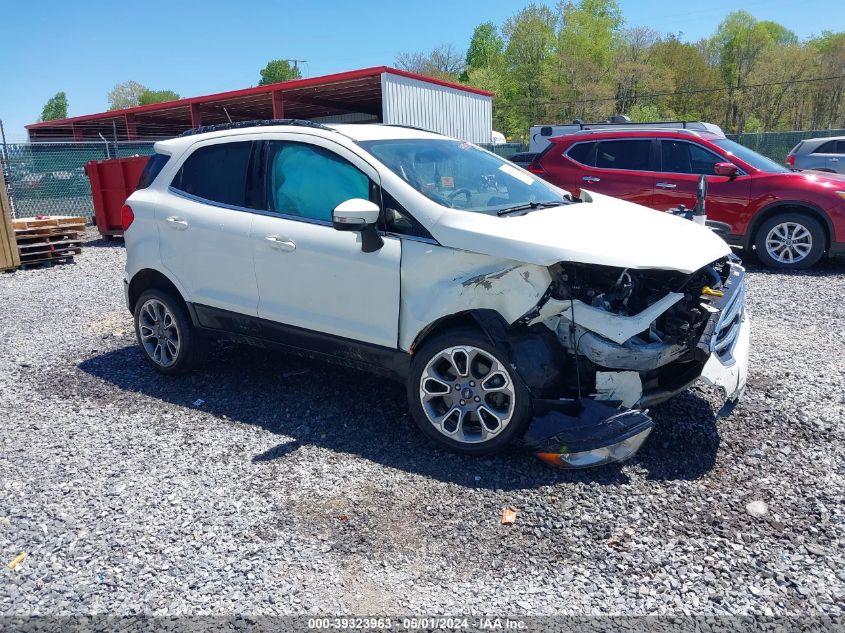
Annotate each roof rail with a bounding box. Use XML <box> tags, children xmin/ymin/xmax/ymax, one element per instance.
<box><xmin>180</xmin><ymin>118</ymin><xmax>336</xmax><ymax>137</ymax></box>
<box><xmin>379</xmin><ymin>123</ymin><xmax>436</xmax><ymax>134</ymax></box>
<box><xmin>574</xmin><ymin>120</ymin><xmax>724</xmax><ymax>137</ymax></box>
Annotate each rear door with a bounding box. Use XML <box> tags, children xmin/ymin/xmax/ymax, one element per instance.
<box><xmin>652</xmin><ymin>139</ymin><xmax>751</xmax><ymax>230</ymax></box>
<box><xmin>160</xmin><ymin>139</ymin><xmax>259</xmax><ymax>315</ymax></box>
<box><xmin>250</xmin><ymin>135</ymin><xmax>401</xmax><ymax>348</ymax></box>
<box><xmin>564</xmin><ymin>138</ymin><xmax>656</xmax><ymax>206</ymax></box>
<box><xmin>808</xmin><ymin>140</ymin><xmax>844</xmax><ymax>172</ymax></box>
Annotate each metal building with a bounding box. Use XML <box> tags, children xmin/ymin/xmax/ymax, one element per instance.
<box><xmin>26</xmin><ymin>67</ymin><xmax>494</xmax><ymax>144</ymax></box>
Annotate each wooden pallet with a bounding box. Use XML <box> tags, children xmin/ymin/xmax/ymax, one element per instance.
<box><xmin>12</xmin><ymin>215</ymin><xmax>86</xmax><ymax>269</ymax></box>
<box><xmin>0</xmin><ymin>171</ymin><xmax>20</xmax><ymax>272</ymax></box>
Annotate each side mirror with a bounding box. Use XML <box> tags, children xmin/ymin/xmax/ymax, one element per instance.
<box><xmin>332</xmin><ymin>198</ymin><xmax>383</xmax><ymax>253</ymax></box>
<box><xmin>714</xmin><ymin>162</ymin><xmax>738</xmax><ymax>177</ymax></box>
<box><xmin>332</xmin><ymin>198</ymin><xmax>380</xmax><ymax>231</ymax></box>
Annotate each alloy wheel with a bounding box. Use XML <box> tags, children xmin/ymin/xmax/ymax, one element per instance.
<box><xmin>765</xmin><ymin>221</ymin><xmax>812</xmax><ymax>264</ymax></box>
<box><xmin>138</xmin><ymin>299</ymin><xmax>181</xmax><ymax>368</ymax></box>
<box><xmin>418</xmin><ymin>345</ymin><xmax>516</xmax><ymax>444</ymax></box>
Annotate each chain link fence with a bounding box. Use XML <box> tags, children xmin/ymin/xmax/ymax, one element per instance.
<box><xmin>1</xmin><ymin>141</ymin><xmax>155</xmax><ymax>220</ymax></box>
<box><xmin>1</xmin><ymin>131</ymin><xmax>842</xmax><ymax>222</ymax></box>
<box><xmin>725</xmin><ymin>128</ymin><xmax>845</xmax><ymax>164</ymax></box>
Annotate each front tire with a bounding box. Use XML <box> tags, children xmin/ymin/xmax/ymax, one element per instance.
<box><xmin>133</xmin><ymin>288</ymin><xmax>207</xmax><ymax>375</ymax></box>
<box><xmin>754</xmin><ymin>212</ymin><xmax>825</xmax><ymax>270</ymax></box>
<box><xmin>407</xmin><ymin>327</ymin><xmax>532</xmax><ymax>455</ymax></box>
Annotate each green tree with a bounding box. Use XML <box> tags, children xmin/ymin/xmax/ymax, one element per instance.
<box><xmin>464</xmin><ymin>22</ymin><xmax>505</xmax><ymax>76</ymax></box>
<box><xmin>40</xmin><ymin>91</ymin><xmax>68</xmax><ymax>121</ymax></box>
<box><xmin>138</xmin><ymin>89</ymin><xmax>181</xmax><ymax>105</ymax></box>
<box><xmin>554</xmin><ymin>0</ymin><xmax>623</xmax><ymax>122</ymax></box>
<box><xmin>258</xmin><ymin>60</ymin><xmax>302</xmax><ymax>85</ymax></box>
<box><xmin>709</xmin><ymin>11</ymin><xmax>797</xmax><ymax>131</ymax></box>
<box><xmin>108</xmin><ymin>80</ymin><xmax>148</xmax><ymax>110</ymax></box>
<box><xmin>501</xmin><ymin>3</ymin><xmax>558</xmax><ymax>132</ymax></box>
<box><xmin>649</xmin><ymin>37</ymin><xmax>723</xmax><ymax>122</ymax></box>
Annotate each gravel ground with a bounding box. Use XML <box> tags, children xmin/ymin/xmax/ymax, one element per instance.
<box><xmin>1</xmin><ymin>229</ymin><xmax>843</xmax><ymax>617</ymax></box>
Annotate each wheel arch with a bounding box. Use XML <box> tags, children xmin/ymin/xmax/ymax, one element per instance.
<box><xmin>746</xmin><ymin>201</ymin><xmax>833</xmax><ymax>251</ymax></box>
<box><xmin>409</xmin><ymin>310</ymin><xmax>484</xmax><ymax>354</ymax></box>
<box><xmin>410</xmin><ymin>309</ymin><xmax>569</xmax><ymax>397</ymax></box>
<box><xmin>128</xmin><ymin>268</ymin><xmax>189</xmax><ymax>315</ymax></box>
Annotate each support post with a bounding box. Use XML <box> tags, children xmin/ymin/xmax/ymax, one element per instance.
<box><xmin>190</xmin><ymin>103</ymin><xmax>202</xmax><ymax>128</ymax></box>
<box><xmin>272</xmin><ymin>91</ymin><xmax>285</xmax><ymax>119</ymax></box>
<box><xmin>124</xmin><ymin>114</ymin><xmax>138</xmax><ymax>141</ymax></box>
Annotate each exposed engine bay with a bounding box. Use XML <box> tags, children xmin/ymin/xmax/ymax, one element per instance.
<box><xmin>523</xmin><ymin>257</ymin><xmax>743</xmax><ymax>409</ymax></box>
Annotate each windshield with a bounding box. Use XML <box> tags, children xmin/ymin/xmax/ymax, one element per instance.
<box><xmin>358</xmin><ymin>139</ymin><xmax>567</xmax><ymax>215</ymax></box>
<box><xmin>713</xmin><ymin>139</ymin><xmax>790</xmax><ymax>173</ymax></box>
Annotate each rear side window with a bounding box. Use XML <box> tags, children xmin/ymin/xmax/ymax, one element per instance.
<box><xmin>814</xmin><ymin>140</ymin><xmax>839</xmax><ymax>154</ymax></box>
<box><xmin>265</xmin><ymin>141</ymin><xmax>369</xmax><ymax>222</ymax></box>
<box><xmin>566</xmin><ymin>142</ymin><xmax>595</xmax><ymax>166</ymax></box>
<box><xmin>171</xmin><ymin>141</ymin><xmax>253</xmax><ymax>207</ymax></box>
<box><xmin>595</xmin><ymin>140</ymin><xmax>651</xmax><ymax>171</ymax></box>
<box><xmin>136</xmin><ymin>153</ymin><xmax>170</xmax><ymax>189</ymax></box>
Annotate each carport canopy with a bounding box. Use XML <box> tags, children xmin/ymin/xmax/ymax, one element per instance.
<box><xmin>26</xmin><ymin>67</ymin><xmax>494</xmax><ymax>142</ymax></box>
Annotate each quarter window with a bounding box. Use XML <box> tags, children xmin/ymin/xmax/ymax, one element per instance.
<box><xmin>171</xmin><ymin>141</ymin><xmax>253</xmax><ymax>207</ymax></box>
<box><xmin>265</xmin><ymin>142</ymin><xmax>370</xmax><ymax>222</ymax></box>
<box><xmin>595</xmin><ymin>140</ymin><xmax>652</xmax><ymax>171</ymax></box>
<box><xmin>137</xmin><ymin>153</ymin><xmax>170</xmax><ymax>190</ymax></box>
<box><xmin>566</xmin><ymin>142</ymin><xmax>595</xmax><ymax>166</ymax></box>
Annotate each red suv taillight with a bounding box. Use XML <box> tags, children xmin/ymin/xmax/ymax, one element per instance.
<box><xmin>121</xmin><ymin>204</ymin><xmax>135</xmax><ymax>231</ymax></box>
<box><xmin>787</xmin><ymin>154</ymin><xmax>795</xmax><ymax>167</ymax></box>
<box><xmin>527</xmin><ymin>162</ymin><xmax>546</xmax><ymax>175</ymax></box>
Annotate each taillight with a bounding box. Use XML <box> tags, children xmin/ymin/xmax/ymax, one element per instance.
<box><xmin>527</xmin><ymin>162</ymin><xmax>546</xmax><ymax>176</ymax></box>
<box><xmin>121</xmin><ymin>204</ymin><xmax>135</xmax><ymax>231</ymax></box>
<box><xmin>787</xmin><ymin>154</ymin><xmax>795</xmax><ymax>167</ymax></box>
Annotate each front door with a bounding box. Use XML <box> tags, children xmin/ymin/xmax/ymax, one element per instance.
<box><xmin>651</xmin><ymin>140</ymin><xmax>751</xmax><ymax>232</ymax></box>
<box><xmin>251</xmin><ymin>136</ymin><xmax>401</xmax><ymax>348</ymax></box>
<box><xmin>159</xmin><ymin>139</ymin><xmax>258</xmax><ymax>315</ymax></box>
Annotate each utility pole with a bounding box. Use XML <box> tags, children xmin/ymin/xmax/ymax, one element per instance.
<box><xmin>284</xmin><ymin>59</ymin><xmax>307</xmax><ymax>74</ymax></box>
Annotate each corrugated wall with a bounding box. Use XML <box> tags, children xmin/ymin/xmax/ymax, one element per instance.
<box><xmin>381</xmin><ymin>73</ymin><xmax>492</xmax><ymax>144</ymax></box>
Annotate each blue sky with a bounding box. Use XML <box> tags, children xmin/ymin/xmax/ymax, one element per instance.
<box><xmin>0</xmin><ymin>0</ymin><xmax>838</xmax><ymax>139</ymax></box>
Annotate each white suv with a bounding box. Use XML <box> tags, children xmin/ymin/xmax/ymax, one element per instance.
<box><xmin>123</xmin><ymin>120</ymin><xmax>749</xmax><ymax>467</ymax></box>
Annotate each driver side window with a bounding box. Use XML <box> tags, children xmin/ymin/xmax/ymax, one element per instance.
<box><xmin>264</xmin><ymin>141</ymin><xmax>370</xmax><ymax>222</ymax></box>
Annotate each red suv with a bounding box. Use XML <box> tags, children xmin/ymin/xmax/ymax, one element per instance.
<box><xmin>528</xmin><ymin>127</ymin><xmax>845</xmax><ymax>269</ymax></box>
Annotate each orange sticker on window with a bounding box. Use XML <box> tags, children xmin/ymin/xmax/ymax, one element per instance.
<box><xmin>440</xmin><ymin>176</ymin><xmax>454</xmax><ymax>188</ymax></box>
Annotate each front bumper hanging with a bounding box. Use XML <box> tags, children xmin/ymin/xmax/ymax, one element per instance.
<box><xmin>519</xmin><ymin>399</ymin><xmax>654</xmax><ymax>469</ymax></box>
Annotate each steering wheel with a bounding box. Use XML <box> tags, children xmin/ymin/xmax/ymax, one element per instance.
<box><xmin>447</xmin><ymin>188</ymin><xmax>473</xmax><ymax>203</ymax></box>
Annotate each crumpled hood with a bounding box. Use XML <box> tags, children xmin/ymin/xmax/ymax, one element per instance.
<box><xmin>430</xmin><ymin>191</ymin><xmax>731</xmax><ymax>273</ymax></box>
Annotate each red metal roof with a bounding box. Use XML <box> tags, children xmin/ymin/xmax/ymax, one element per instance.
<box><xmin>26</xmin><ymin>66</ymin><xmax>494</xmax><ymax>141</ymax></box>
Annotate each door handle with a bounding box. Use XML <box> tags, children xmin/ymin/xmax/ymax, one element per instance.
<box><xmin>165</xmin><ymin>216</ymin><xmax>188</xmax><ymax>229</ymax></box>
<box><xmin>656</xmin><ymin>182</ymin><xmax>677</xmax><ymax>189</ymax></box>
<box><xmin>582</xmin><ymin>176</ymin><xmax>601</xmax><ymax>183</ymax></box>
<box><xmin>264</xmin><ymin>235</ymin><xmax>296</xmax><ymax>252</ymax></box>
<box><xmin>831</xmin><ymin>158</ymin><xmax>839</xmax><ymax>162</ymax></box>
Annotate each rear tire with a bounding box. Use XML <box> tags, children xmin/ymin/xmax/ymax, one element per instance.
<box><xmin>133</xmin><ymin>288</ymin><xmax>208</xmax><ymax>375</ymax></box>
<box><xmin>754</xmin><ymin>212</ymin><xmax>825</xmax><ymax>270</ymax></box>
<box><xmin>407</xmin><ymin>327</ymin><xmax>532</xmax><ymax>455</ymax></box>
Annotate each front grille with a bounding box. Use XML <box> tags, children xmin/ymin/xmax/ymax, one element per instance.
<box><xmin>710</xmin><ymin>263</ymin><xmax>746</xmax><ymax>365</ymax></box>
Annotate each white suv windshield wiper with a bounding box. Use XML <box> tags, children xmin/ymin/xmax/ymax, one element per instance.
<box><xmin>496</xmin><ymin>200</ymin><xmax>564</xmax><ymax>217</ymax></box>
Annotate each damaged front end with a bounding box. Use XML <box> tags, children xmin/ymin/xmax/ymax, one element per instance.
<box><xmin>489</xmin><ymin>257</ymin><xmax>749</xmax><ymax>468</ymax></box>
